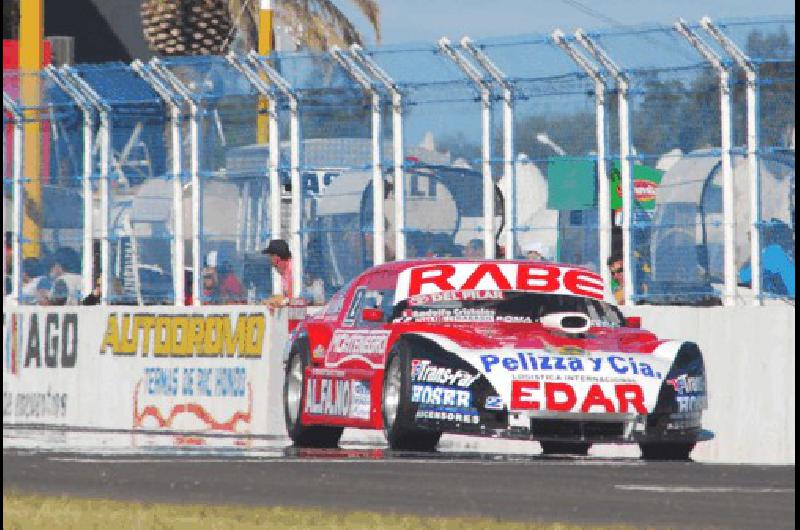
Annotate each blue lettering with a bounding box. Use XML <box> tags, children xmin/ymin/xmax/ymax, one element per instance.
<box><xmin>502</xmin><ymin>357</ymin><xmax>519</xmax><ymax>371</ymax></box>
<box><xmin>540</xmin><ymin>356</ymin><xmax>552</xmax><ymax>370</ymax></box>
<box><xmin>569</xmin><ymin>358</ymin><xmax>584</xmax><ymax>371</ymax></box>
<box><xmin>608</xmin><ymin>356</ymin><xmax>629</xmax><ymax>374</ymax></box>
<box><xmin>517</xmin><ymin>352</ymin><xmax>528</xmax><ymax>371</ymax></box>
<box><xmin>481</xmin><ymin>355</ymin><xmax>500</xmax><ymax>373</ymax></box>
<box><xmin>640</xmin><ymin>363</ymin><xmax>655</xmax><ymax>378</ymax></box>
<box><xmin>182</xmin><ymin>368</ymin><xmax>195</xmax><ymax>396</ymax></box>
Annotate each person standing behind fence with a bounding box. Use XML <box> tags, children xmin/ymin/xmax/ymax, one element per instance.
<box><xmin>262</xmin><ymin>239</ymin><xmax>293</xmax><ymax>312</ymax></box>
<box><xmin>607</xmin><ymin>254</ymin><xmax>625</xmax><ymax>305</ymax></box>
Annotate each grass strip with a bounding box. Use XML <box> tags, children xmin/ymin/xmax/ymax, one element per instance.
<box><xmin>3</xmin><ymin>492</ymin><xmax>632</xmax><ymax>529</ymax></box>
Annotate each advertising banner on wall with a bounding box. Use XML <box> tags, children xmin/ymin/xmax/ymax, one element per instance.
<box><xmin>3</xmin><ymin>306</ymin><xmax>288</xmax><ymax>438</ymax></box>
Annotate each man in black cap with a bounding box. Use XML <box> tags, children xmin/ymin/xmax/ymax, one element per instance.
<box><xmin>262</xmin><ymin>239</ymin><xmax>293</xmax><ymax>311</ymax></box>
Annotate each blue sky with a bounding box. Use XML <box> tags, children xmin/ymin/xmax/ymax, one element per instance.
<box><xmin>342</xmin><ymin>0</ymin><xmax>795</xmax><ymax>45</ymax></box>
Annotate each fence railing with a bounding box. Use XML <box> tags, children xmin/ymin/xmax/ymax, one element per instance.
<box><xmin>3</xmin><ymin>16</ymin><xmax>795</xmax><ymax>307</ymax></box>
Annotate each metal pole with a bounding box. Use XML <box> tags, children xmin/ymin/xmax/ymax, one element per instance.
<box><xmin>45</xmin><ymin>66</ymin><xmax>96</xmax><ymax>299</ymax></box>
<box><xmin>552</xmin><ymin>30</ymin><xmax>611</xmax><ymax>288</ymax></box>
<box><xmin>460</xmin><ymin>37</ymin><xmax>513</xmax><ymax>258</ymax></box>
<box><xmin>438</xmin><ymin>37</ymin><xmax>495</xmax><ymax>258</ymax></box>
<box><xmin>331</xmin><ymin>47</ymin><xmax>385</xmax><ymax>265</ymax></box>
<box><xmin>247</xmin><ymin>51</ymin><xmax>304</xmax><ymax>297</ymax></box>
<box><xmin>150</xmin><ymin>58</ymin><xmax>202</xmax><ymax>306</ymax></box>
<box><xmin>3</xmin><ymin>95</ymin><xmax>24</xmax><ymax>303</ymax></box>
<box><xmin>132</xmin><ymin>59</ymin><xmax>186</xmax><ymax>305</ymax></box>
<box><xmin>701</xmin><ymin>17</ymin><xmax>762</xmax><ymax>305</ymax></box>
<box><xmin>350</xmin><ymin>44</ymin><xmax>406</xmax><ymax>261</ymax></box>
<box><xmin>576</xmin><ymin>30</ymin><xmax>634</xmax><ymax>305</ymax></box>
<box><xmin>674</xmin><ymin>20</ymin><xmax>736</xmax><ymax>306</ymax></box>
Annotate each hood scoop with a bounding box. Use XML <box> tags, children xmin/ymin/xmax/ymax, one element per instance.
<box><xmin>540</xmin><ymin>312</ymin><xmax>591</xmax><ymax>335</ymax></box>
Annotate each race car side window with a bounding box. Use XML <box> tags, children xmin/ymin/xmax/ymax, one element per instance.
<box><xmin>354</xmin><ymin>289</ymin><xmax>395</xmax><ymax>327</ymax></box>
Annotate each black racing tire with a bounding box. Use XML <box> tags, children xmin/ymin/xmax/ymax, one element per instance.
<box><xmin>639</xmin><ymin>442</ymin><xmax>696</xmax><ymax>461</ymax></box>
<box><xmin>283</xmin><ymin>344</ymin><xmax>344</xmax><ymax>448</ymax></box>
<box><xmin>540</xmin><ymin>441</ymin><xmax>592</xmax><ymax>456</ymax></box>
<box><xmin>382</xmin><ymin>339</ymin><xmax>442</xmax><ymax>452</ymax></box>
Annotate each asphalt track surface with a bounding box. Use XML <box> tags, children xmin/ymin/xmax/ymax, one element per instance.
<box><xmin>3</xmin><ymin>441</ymin><xmax>795</xmax><ymax>529</ymax></box>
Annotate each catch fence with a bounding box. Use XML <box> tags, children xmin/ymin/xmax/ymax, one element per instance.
<box><xmin>3</xmin><ymin>16</ymin><xmax>794</xmax><ymax>307</ymax></box>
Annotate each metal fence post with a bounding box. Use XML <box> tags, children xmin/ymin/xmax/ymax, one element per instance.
<box><xmin>3</xmin><ymin>94</ymin><xmax>24</xmax><ymax>303</ymax></box>
<box><xmin>63</xmin><ymin>67</ymin><xmax>111</xmax><ymax>305</ymax></box>
<box><xmin>576</xmin><ymin>30</ymin><xmax>635</xmax><ymax>305</ymax></box>
<box><xmin>461</xmin><ymin>37</ymin><xmax>515</xmax><ymax>259</ymax></box>
<box><xmin>350</xmin><ymin>44</ymin><xmax>406</xmax><ymax>260</ymax></box>
<box><xmin>150</xmin><ymin>59</ymin><xmax>203</xmax><ymax>306</ymax></box>
<box><xmin>674</xmin><ymin>20</ymin><xmax>737</xmax><ymax>306</ymax></box>
<box><xmin>248</xmin><ymin>51</ymin><xmax>303</xmax><ymax>298</ymax></box>
<box><xmin>438</xmin><ymin>37</ymin><xmax>495</xmax><ymax>259</ymax></box>
<box><xmin>45</xmin><ymin>66</ymin><xmax>96</xmax><ymax>299</ymax></box>
<box><xmin>331</xmin><ymin>46</ymin><xmax>386</xmax><ymax>265</ymax></box>
<box><xmin>132</xmin><ymin>59</ymin><xmax>185</xmax><ymax>305</ymax></box>
<box><xmin>702</xmin><ymin>17</ymin><xmax>763</xmax><ymax>305</ymax></box>
<box><xmin>226</xmin><ymin>52</ymin><xmax>282</xmax><ymax>292</ymax></box>
<box><xmin>552</xmin><ymin>30</ymin><xmax>612</xmax><ymax>292</ymax></box>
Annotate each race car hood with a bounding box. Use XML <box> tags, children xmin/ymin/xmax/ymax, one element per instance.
<box><xmin>409</xmin><ymin>329</ymin><xmax>684</xmax><ymax>415</ymax></box>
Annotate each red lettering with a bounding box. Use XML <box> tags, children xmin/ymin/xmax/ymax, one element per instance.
<box><xmin>563</xmin><ymin>269</ymin><xmax>605</xmax><ymax>300</ymax></box>
<box><xmin>545</xmin><ymin>382</ymin><xmax>577</xmax><ymax>412</ymax></box>
<box><xmin>407</xmin><ymin>265</ymin><xmax>456</xmax><ymax>297</ymax></box>
<box><xmin>615</xmin><ymin>384</ymin><xmax>647</xmax><ymax>414</ymax></box>
<box><xmin>511</xmin><ymin>380</ymin><xmax>540</xmax><ymax>410</ymax></box>
<box><xmin>461</xmin><ymin>264</ymin><xmax>512</xmax><ymax>291</ymax></box>
<box><xmin>580</xmin><ymin>384</ymin><xmax>616</xmax><ymax>413</ymax></box>
<box><xmin>516</xmin><ymin>264</ymin><xmax>560</xmax><ymax>293</ymax></box>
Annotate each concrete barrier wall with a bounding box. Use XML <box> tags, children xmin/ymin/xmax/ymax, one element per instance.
<box><xmin>4</xmin><ymin>303</ymin><xmax>794</xmax><ymax>464</ymax></box>
<box><xmin>3</xmin><ymin>306</ymin><xmax>287</xmax><ymax>437</ymax></box>
<box><xmin>625</xmin><ymin>304</ymin><xmax>795</xmax><ymax>465</ymax></box>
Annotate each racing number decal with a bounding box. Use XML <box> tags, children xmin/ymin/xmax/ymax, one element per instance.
<box><xmin>343</xmin><ymin>287</ymin><xmax>366</xmax><ymax>327</ymax></box>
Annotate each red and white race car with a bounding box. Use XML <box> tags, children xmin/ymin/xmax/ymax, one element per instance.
<box><xmin>283</xmin><ymin>259</ymin><xmax>712</xmax><ymax>459</ymax></box>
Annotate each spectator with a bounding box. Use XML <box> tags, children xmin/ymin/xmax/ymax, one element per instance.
<box><xmin>523</xmin><ymin>241</ymin><xmax>551</xmax><ymax>261</ymax></box>
<box><xmin>739</xmin><ymin>220</ymin><xmax>795</xmax><ymax>298</ymax></box>
<box><xmin>464</xmin><ymin>239</ymin><xmax>484</xmax><ymax>259</ymax></box>
<box><xmin>81</xmin><ymin>275</ymin><xmax>123</xmax><ymax>305</ymax></box>
<box><xmin>200</xmin><ymin>266</ymin><xmax>221</xmax><ymax>304</ymax></box>
<box><xmin>20</xmin><ymin>257</ymin><xmax>49</xmax><ymax>304</ymax></box>
<box><xmin>46</xmin><ymin>247</ymin><xmax>82</xmax><ymax>305</ymax></box>
<box><xmin>607</xmin><ymin>253</ymin><xmax>625</xmax><ymax>305</ymax></box>
<box><xmin>262</xmin><ymin>239</ymin><xmax>293</xmax><ymax>312</ymax></box>
<box><xmin>205</xmin><ymin>250</ymin><xmax>245</xmax><ymax>304</ymax></box>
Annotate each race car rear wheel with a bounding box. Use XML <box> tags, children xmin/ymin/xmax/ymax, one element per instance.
<box><xmin>284</xmin><ymin>346</ymin><xmax>343</xmax><ymax>448</ymax></box>
<box><xmin>382</xmin><ymin>340</ymin><xmax>442</xmax><ymax>452</ymax></box>
<box><xmin>639</xmin><ymin>442</ymin><xmax>695</xmax><ymax>461</ymax></box>
<box><xmin>540</xmin><ymin>441</ymin><xmax>591</xmax><ymax>456</ymax></box>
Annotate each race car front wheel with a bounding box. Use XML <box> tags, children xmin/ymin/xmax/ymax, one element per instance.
<box><xmin>382</xmin><ymin>340</ymin><xmax>442</xmax><ymax>452</ymax></box>
<box><xmin>284</xmin><ymin>346</ymin><xmax>343</xmax><ymax>448</ymax></box>
<box><xmin>639</xmin><ymin>442</ymin><xmax>695</xmax><ymax>461</ymax></box>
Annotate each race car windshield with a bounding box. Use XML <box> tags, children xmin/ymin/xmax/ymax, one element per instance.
<box><xmin>392</xmin><ymin>290</ymin><xmax>624</xmax><ymax>327</ymax></box>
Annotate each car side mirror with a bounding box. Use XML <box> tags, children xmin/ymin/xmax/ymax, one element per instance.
<box><xmin>362</xmin><ymin>308</ymin><xmax>385</xmax><ymax>322</ymax></box>
<box><xmin>625</xmin><ymin>316</ymin><xmax>642</xmax><ymax>328</ymax></box>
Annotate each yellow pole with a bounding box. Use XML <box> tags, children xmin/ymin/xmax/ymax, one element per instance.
<box><xmin>19</xmin><ymin>0</ymin><xmax>44</xmax><ymax>258</ymax></box>
<box><xmin>257</xmin><ymin>0</ymin><xmax>274</xmax><ymax>143</ymax></box>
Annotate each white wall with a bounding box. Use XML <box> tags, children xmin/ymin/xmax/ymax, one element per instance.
<box><xmin>625</xmin><ymin>304</ymin><xmax>795</xmax><ymax>464</ymax></box>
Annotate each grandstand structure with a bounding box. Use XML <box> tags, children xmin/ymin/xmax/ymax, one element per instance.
<box><xmin>3</xmin><ymin>16</ymin><xmax>795</xmax><ymax>307</ymax></box>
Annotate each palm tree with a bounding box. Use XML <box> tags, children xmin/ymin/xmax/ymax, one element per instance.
<box><xmin>141</xmin><ymin>0</ymin><xmax>381</xmax><ymax>56</ymax></box>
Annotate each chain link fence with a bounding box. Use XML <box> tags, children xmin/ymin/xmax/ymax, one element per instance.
<box><xmin>3</xmin><ymin>16</ymin><xmax>794</xmax><ymax>307</ymax></box>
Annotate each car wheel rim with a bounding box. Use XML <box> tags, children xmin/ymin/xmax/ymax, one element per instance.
<box><xmin>286</xmin><ymin>355</ymin><xmax>304</xmax><ymax>426</ymax></box>
<box><xmin>383</xmin><ymin>357</ymin><xmax>402</xmax><ymax>429</ymax></box>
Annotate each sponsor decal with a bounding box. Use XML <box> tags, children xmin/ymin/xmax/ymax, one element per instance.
<box><xmin>485</xmin><ymin>395</ymin><xmax>504</xmax><ymax>410</ymax></box>
<box><xmin>510</xmin><ymin>380</ymin><xmax>647</xmax><ymax>414</ymax></box>
<box><xmin>99</xmin><ymin>313</ymin><xmax>265</xmax><ymax>358</ymax></box>
<box><xmin>3</xmin><ymin>388</ymin><xmax>68</xmax><ymax>419</ymax></box>
<box><xmin>410</xmin><ymin>359</ymin><xmax>479</xmax><ymax>388</ymax></box>
<box><xmin>304</xmin><ymin>376</ymin><xmax>372</xmax><ymax>419</ymax></box>
<box><xmin>312</xmin><ymin>344</ymin><xmax>326</xmax><ymax>360</ymax></box>
<box><xmin>132</xmin><ymin>380</ymin><xmax>253</xmax><ymax>432</ymax></box>
<box><xmin>480</xmin><ymin>353</ymin><xmax>661</xmax><ymax>380</ymax></box>
<box><xmin>2</xmin><ymin>312</ymin><xmax>79</xmax><ymax>371</ymax></box>
<box><xmin>411</xmin><ymin>384</ymin><xmax>472</xmax><ymax>408</ymax></box>
<box><xmin>408</xmin><ymin>290</ymin><xmax>504</xmax><ymax>305</ymax></box>
<box><xmin>395</xmin><ymin>263</ymin><xmax>605</xmax><ymax>303</ymax></box>
<box><xmin>666</xmin><ymin>374</ymin><xmax>707</xmax><ymax>413</ymax></box>
<box><xmin>326</xmin><ymin>330</ymin><xmax>390</xmax><ymax>368</ymax></box>
<box><xmin>415</xmin><ymin>408</ymin><xmax>480</xmax><ymax>424</ymax></box>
